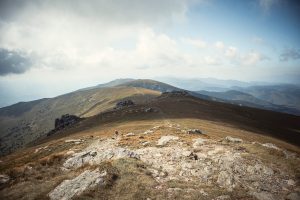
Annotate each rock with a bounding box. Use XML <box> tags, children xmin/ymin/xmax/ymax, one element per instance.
<box><xmin>251</xmin><ymin>192</ymin><xmax>275</xmax><ymax>200</ymax></box>
<box><xmin>262</xmin><ymin>143</ymin><xmax>280</xmax><ymax>150</ymax></box>
<box><xmin>286</xmin><ymin>192</ymin><xmax>300</xmax><ymax>200</ymax></box>
<box><xmin>144</xmin><ymin>130</ymin><xmax>154</xmax><ymax>134</ymax></box>
<box><xmin>0</xmin><ymin>174</ymin><xmax>10</xmax><ymax>184</ymax></box>
<box><xmin>65</xmin><ymin>139</ymin><xmax>83</xmax><ymax>143</ymax></box>
<box><xmin>115</xmin><ymin>100</ymin><xmax>134</xmax><ymax>109</ymax></box>
<box><xmin>182</xmin><ymin>150</ymin><xmax>193</xmax><ymax>157</ymax></box>
<box><xmin>283</xmin><ymin>150</ymin><xmax>297</xmax><ymax>159</ymax></box>
<box><xmin>55</xmin><ymin>114</ymin><xmax>81</xmax><ymax>130</ymax></box>
<box><xmin>145</xmin><ymin>108</ymin><xmax>154</xmax><ymax>112</ymax></box>
<box><xmin>34</xmin><ymin>145</ymin><xmax>49</xmax><ymax>153</ymax></box>
<box><xmin>125</xmin><ymin>133</ymin><xmax>135</xmax><ymax>137</ymax></box>
<box><xmin>63</xmin><ymin>140</ymin><xmax>140</xmax><ymax>169</ymax></box>
<box><xmin>216</xmin><ymin>195</ymin><xmax>230</xmax><ymax>200</ymax></box>
<box><xmin>287</xmin><ymin>179</ymin><xmax>296</xmax><ymax>186</ymax></box>
<box><xmin>157</xmin><ymin>136</ymin><xmax>179</xmax><ymax>146</ymax></box>
<box><xmin>141</xmin><ymin>141</ymin><xmax>150</xmax><ymax>146</ymax></box>
<box><xmin>217</xmin><ymin>171</ymin><xmax>233</xmax><ymax>189</ymax></box>
<box><xmin>187</xmin><ymin>129</ymin><xmax>202</xmax><ymax>134</ymax></box>
<box><xmin>225</xmin><ymin>136</ymin><xmax>243</xmax><ymax>143</ymax></box>
<box><xmin>48</xmin><ymin>169</ymin><xmax>107</xmax><ymax>200</ymax></box>
<box><xmin>193</xmin><ymin>138</ymin><xmax>208</xmax><ymax>148</ymax></box>
<box><xmin>199</xmin><ymin>189</ymin><xmax>208</xmax><ymax>196</ymax></box>
<box><xmin>66</xmin><ymin>150</ymin><xmax>75</xmax><ymax>156</ymax></box>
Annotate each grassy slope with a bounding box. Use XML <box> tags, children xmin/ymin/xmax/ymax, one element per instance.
<box><xmin>0</xmin><ymin>86</ymin><xmax>160</xmax><ymax>155</ymax></box>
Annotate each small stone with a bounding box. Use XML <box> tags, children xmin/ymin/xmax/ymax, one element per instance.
<box><xmin>141</xmin><ymin>141</ymin><xmax>150</xmax><ymax>146</ymax></box>
<box><xmin>287</xmin><ymin>179</ymin><xmax>296</xmax><ymax>186</ymax></box>
<box><xmin>262</xmin><ymin>143</ymin><xmax>280</xmax><ymax>150</ymax></box>
<box><xmin>187</xmin><ymin>129</ymin><xmax>202</xmax><ymax>134</ymax></box>
<box><xmin>65</xmin><ymin>139</ymin><xmax>83</xmax><ymax>143</ymax></box>
<box><xmin>0</xmin><ymin>174</ymin><xmax>10</xmax><ymax>184</ymax></box>
<box><xmin>125</xmin><ymin>133</ymin><xmax>135</xmax><ymax>137</ymax></box>
<box><xmin>225</xmin><ymin>136</ymin><xmax>243</xmax><ymax>143</ymax></box>
<box><xmin>182</xmin><ymin>150</ymin><xmax>192</xmax><ymax>157</ymax></box>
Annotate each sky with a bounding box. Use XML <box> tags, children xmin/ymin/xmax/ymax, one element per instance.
<box><xmin>0</xmin><ymin>0</ymin><xmax>299</xmax><ymax>106</ymax></box>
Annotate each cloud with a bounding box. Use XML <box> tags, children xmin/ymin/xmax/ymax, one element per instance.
<box><xmin>0</xmin><ymin>48</ymin><xmax>32</xmax><ymax>75</ymax></box>
<box><xmin>182</xmin><ymin>37</ymin><xmax>207</xmax><ymax>48</ymax></box>
<box><xmin>242</xmin><ymin>52</ymin><xmax>269</xmax><ymax>65</ymax></box>
<box><xmin>225</xmin><ymin>46</ymin><xmax>238</xmax><ymax>58</ymax></box>
<box><xmin>280</xmin><ymin>48</ymin><xmax>300</xmax><ymax>61</ymax></box>
<box><xmin>214</xmin><ymin>41</ymin><xmax>225</xmax><ymax>50</ymax></box>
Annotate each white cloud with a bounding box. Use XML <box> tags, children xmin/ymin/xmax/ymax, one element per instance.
<box><xmin>225</xmin><ymin>46</ymin><xmax>238</xmax><ymax>58</ymax></box>
<box><xmin>242</xmin><ymin>52</ymin><xmax>269</xmax><ymax>65</ymax></box>
<box><xmin>182</xmin><ymin>37</ymin><xmax>207</xmax><ymax>48</ymax></box>
<box><xmin>214</xmin><ymin>41</ymin><xmax>225</xmax><ymax>50</ymax></box>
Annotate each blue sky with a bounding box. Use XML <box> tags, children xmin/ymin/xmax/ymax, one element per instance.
<box><xmin>0</xmin><ymin>0</ymin><xmax>299</xmax><ymax>106</ymax></box>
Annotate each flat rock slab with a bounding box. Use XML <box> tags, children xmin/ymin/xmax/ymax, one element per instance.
<box><xmin>49</xmin><ymin>169</ymin><xmax>106</xmax><ymax>200</ymax></box>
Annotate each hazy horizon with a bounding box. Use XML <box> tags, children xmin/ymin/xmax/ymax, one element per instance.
<box><xmin>0</xmin><ymin>0</ymin><xmax>300</xmax><ymax>106</ymax></box>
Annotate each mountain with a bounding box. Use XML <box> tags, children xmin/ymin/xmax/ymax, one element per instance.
<box><xmin>156</xmin><ymin>77</ymin><xmax>270</xmax><ymax>92</ymax></box>
<box><xmin>233</xmin><ymin>84</ymin><xmax>300</xmax><ymax>110</ymax></box>
<box><xmin>0</xmin><ymin>85</ymin><xmax>160</xmax><ymax>155</ymax></box>
<box><xmin>0</xmin><ymin>86</ymin><xmax>299</xmax><ymax>200</ymax></box>
<box><xmin>196</xmin><ymin>90</ymin><xmax>300</xmax><ymax>116</ymax></box>
<box><xmin>77</xmin><ymin>78</ymin><xmax>135</xmax><ymax>91</ymax></box>
<box><xmin>119</xmin><ymin>79</ymin><xmax>180</xmax><ymax>92</ymax></box>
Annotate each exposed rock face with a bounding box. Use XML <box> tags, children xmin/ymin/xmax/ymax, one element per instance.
<box><xmin>48</xmin><ymin>169</ymin><xmax>107</xmax><ymax>200</ymax></box>
<box><xmin>55</xmin><ymin>114</ymin><xmax>81</xmax><ymax>130</ymax></box>
<box><xmin>115</xmin><ymin>100</ymin><xmax>134</xmax><ymax>109</ymax></box>
<box><xmin>157</xmin><ymin>135</ymin><xmax>179</xmax><ymax>146</ymax></box>
<box><xmin>63</xmin><ymin>139</ymin><xmax>140</xmax><ymax>170</ymax></box>
<box><xmin>47</xmin><ymin>114</ymin><xmax>81</xmax><ymax>136</ymax></box>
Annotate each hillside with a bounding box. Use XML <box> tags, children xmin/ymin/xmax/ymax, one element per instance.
<box><xmin>196</xmin><ymin>90</ymin><xmax>300</xmax><ymax>116</ymax></box>
<box><xmin>0</xmin><ymin>86</ymin><xmax>160</xmax><ymax>155</ymax></box>
<box><xmin>0</xmin><ymin>91</ymin><xmax>299</xmax><ymax>200</ymax></box>
<box><xmin>234</xmin><ymin>85</ymin><xmax>300</xmax><ymax>110</ymax></box>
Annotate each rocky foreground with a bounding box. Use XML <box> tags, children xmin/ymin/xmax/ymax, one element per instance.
<box><xmin>0</xmin><ymin>123</ymin><xmax>299</xmax><ymax>200</ymax></box>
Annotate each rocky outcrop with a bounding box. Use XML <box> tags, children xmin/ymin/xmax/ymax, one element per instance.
<box><xmin>115</xmin><ymin>100</ymin><xmax>134</xmax><ymax>109</ymax></box>
<box><xmin>161</xmin><ymin>90</ymin><xmax>189</xmax><ymax>97</ymax></box>
<box><xmin>47</xmin><ymin>114</ymin><xmax>81</xmax><ymax>136</ymax></box>
<box><xmin>63</xmin><ymin>139</ymin><xmax>140</xmax><ymax>170</ymax></box>
<box><xmin>48</xmin><ymin>169</ymin><xmax>107</xmax><ymax>200</ymax></box>
<box><xmin>55</xmin><ymin>114</ymin><xmax>81</xmax><ymax>129</ymax></box>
